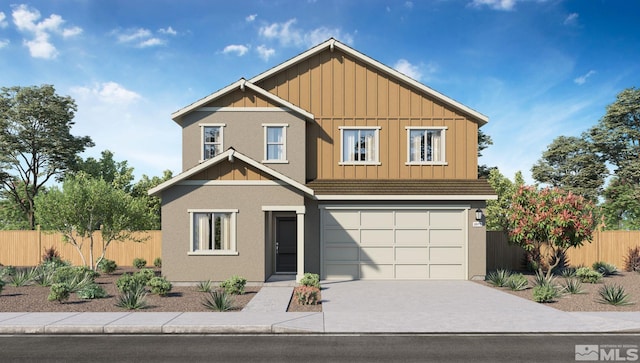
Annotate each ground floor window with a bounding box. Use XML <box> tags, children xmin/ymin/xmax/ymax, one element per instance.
<box><xmin>189</xmin><ymin>209</ymin><xmax>238</xmax><ymax>255</ymax></box>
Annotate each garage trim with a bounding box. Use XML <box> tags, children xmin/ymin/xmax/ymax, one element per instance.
<box><xmin>320</xmin><ymin>204</ymin><xmax>470</xmax><ymax>280</ymax></box>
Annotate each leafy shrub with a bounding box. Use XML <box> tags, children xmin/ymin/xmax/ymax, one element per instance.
<box><xmin>624</xmin><ymin>246</ymin><xmax>640</xmax><ymax>272</ymax></box>
<box><xmin>299</xmin><ymin>273</ymin><xmax>320</xmax><ymax>288</ymax></box>
<box><xmin>563</xmin><ymin>278</ymin><xmax>584</xmax><ymax>294</ymax></box>
<box><xmin>597</xmin><ymin>284</ymin><xmax>633</xmax><ymax>306</ymax></box>
<box><xmin>48</xmin><ymin>283</ymin><xmax>71</xmax><ymax>303</ymax></box>
<box><xmin>220</xmin><ymin>275</ymin><xmax>247</xmax><ymax>295</ymax></box>
<box><xmin>52</xmin><ymin>266</ymin><xmax>97</xmax><ymax>292</ymax></box>
<box><xmin>592</xmin><ymin>261</ymin><xmax>618</xmax><ymax>276</ymax></box>
<box><xmin>41</xmin><ymin>246</ymin><xmax>61</xmax><ymax>263</ymax></box>
<box><xmin>485</xmin><ymin>269</ymin><xmax>511</xmax><ymax>287</ymax></box>
<box><xmin>10</xmin><ymin>268</ymin><xmax>37</xmax><ymax>286</ymax></box>
<box><xmin>116</xmin><ymin>273</ymin><xmax>148</xmax><ymax>293</ymax></box>
<box><xmin>532</xmin><ymin>284</ymin><xmax>561</xmax><ymax>303</ymax></box>
<box><xmin>0</xmin><ymin>265</ymin><xmax>16</xmax><ymax>279</ymax></box>
<box><xmin>97</xmin><ymin>258</ymin><xmax>117</xmax><ymax>274</ymax></box>
<box><xmin>533</xmin><ymin>270</ymin><xmax>559</xmax><ymax>287</ymax></box>
<box><xmin>77</xmin><ymin>283</ymin><xmax>107</xmax><ymax>299</ymax></box>
<box><xmin>153</xmin><ymin>257</ymin><xmax>162</xmax><ymax>268</ymax></box>
<box><xmin>295</xmin><ymin>285</ymin><xmax>320</xmax><ymax>305</ymax></box>
<box><xmin>558</xmin><ymin>268</ymin><xmax>576</xmax><ymax>278</ymax></box>
<box><xmin>196</xmin><ymin>280</ymin><xmax>212</xmax><ymax>293</ymax></box>
<box><xmin>202</xmin><ymin>289</ymin><xmax>234</xmax><ymax>311</ymax></box>
<box><xmin>134</xmin><ymin>268</ymin><xmax>156</xmax><ymax>284</ymax></box>
<box><xmin>133</xmin><ymin>258</ymin><xmax>147</xmax><ymax>269</ymax></box>
<box><xmin>505</xmin><ymin>273</ymin><xmax>528</xmax><ymax>291</ymax></box>
<box><xmin>148</xmin><ymin>276</ymin><xmax>172</xmax><ymax>296</ymax></box>
<box><xmin>575</xmin><ymin>267</ymin><xmax>603</xmax><ymax>284</ymax></box>
<box><xmin>0</xmin><ymin>279</ymin><xmax>5</xmax><ymax>294</ymax></box>
<box><xmin>115</xmin><ymin>284</ymin><xmax>148</xmax><ymax>310</ymax></box>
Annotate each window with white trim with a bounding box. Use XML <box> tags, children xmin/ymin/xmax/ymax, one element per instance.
<box><xmin>189</xmin><ymin>210</ymin><xmax>238</xmax><ymax>254</ymax></box>
<box><xmin>406</xmin><ymin>127</ymin><xmax>447</xmax><ymax>164</ymax></box>
<box><xmin>263</xmin><ymin>124</ymin><xmax>287</xmax><ymax>162</ymax></box>
<box><xmin>201</xmin><ymin>124</ymin><xmax>225</xmax><ymax>160</ymax></box>
<box><xmin>340</xmin><ymin>127</ymin><xmax>381</xmax><ymax>164</ymax></box>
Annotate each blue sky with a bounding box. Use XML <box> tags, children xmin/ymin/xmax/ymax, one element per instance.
<box><xmin>1</xmin><ymin>0</ymin><xmax>638</xmax><ymax>183</ymax></box>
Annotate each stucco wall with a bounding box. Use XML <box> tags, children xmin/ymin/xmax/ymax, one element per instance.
<box><xmin>180</xmin><ymin>110</ymin><xmax>306</xmax><ymax>183</ymax></box>
<box><xmin>467</xmin><ymin>201</ymin><xmax>487</xmax><ymax>280</ymax></box>
<box><xmin>161</xmin><ymin>184</ymin><xmax>304</xmax><ymax>282</ymax></box>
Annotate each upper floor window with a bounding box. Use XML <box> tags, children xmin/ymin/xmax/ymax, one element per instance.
<box><xmin>406</xmin><ymin>127</ymin><xmax>447</xmax><ymax>165</ymax></box>
<box><xmin>339</xmin><ymin>127</ymin><xmax>381</xmax><ymax>165</ymax></box>
<box><xmin>262</xmin><ymin>124</ymin><xmax>288</xmax><ymax>163</ymax></box>
<box><xmin>201</xmin><ymin>124</ymin><xmax>225</xmax><ymax>161</ymax></box>
<box><xmin>189</xmin><ymin>209</ymin><xmax>238</xmax><ymax>255</ymax></box>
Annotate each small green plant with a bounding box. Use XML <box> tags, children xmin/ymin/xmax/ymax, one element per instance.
<box><xmin>485</xmin><ymin>269</ymin><xmax>511</xmax><ymax>287</ymax></box>
<box><xmin>533</xmin><ymin>270</ymin><xmax>558</xmax><ymax>287</ymax></box>
<box><xmin>505</xmin><ymin>273</ymin><xmax>528</xmax><ymax>291</ymax></box>
<box><xmin>132</xmin><ymin>258</ymin><xmax>147</xmax><ymax>269</ymax></box>
<box><xmin>624</xmin><ymin>246</ymin><xmax>640</xmax><ymax>272</ymax></box>
<box><xmin>563</xmin><ymin>278</ymin><xmax>584</xmax><ymax>294</ymax></box>
<box><xmin>575</xmin><ymin>267</ymin><xmax>603</xmax><ymax>283</ymax></box>
<box><xmin>76</xmin><ymin>283</ymin><xmax>108</xmax><ymax>299</ymax></box>
<box><xmin>295</xmin><ymin>285</ymin><xmax>320</xmax><ymax>305</ymax></box>
<box><xmin>10</xmin><ymin>268</ymin><xmax>37</xmax><ymax>286</ymax></box>
<box><xmin>116</xmin><ymin>273</ymin><xmax>146</xmax><ymax>293</ymax></box>
<box><xmin>153</xmin><ymin>257</ymin><xmax>162</xmax><ymax>268</ymax></box>
<box><xmin>197</xmin><ymin>280</ymin><xmax>213</xmax><ymax>293</ymax></box>
<box><xmin>0</xmin><ymin>265</ymin><xmax>16</xmax><ymax>279</ymax></box>
<box><xmin>532</xmin><ymin>284</ymin><xmax>561</xmax><ymax>303</ymax></box>
<box><xmin>220</xmin><ymin>275</ymin><xmax>247</xmax><ymax>295</ymax></box>
<box><xmin>97</xmin><ymin>258</ymin><xmax>117</xmax><ymax>274</ymax></box>
<box><xmin>33</xmin><ymin>259</ymin><xmax>67</xmax><ymax>287</ymax></box>
<box><xmin>0</xmin><ymin>279</ymin><xmax>5</xmax><ymax>294</ymax></box>
<box><xmin>48</xmin><ymin>283</ymin><xmax>71</xmax><ymax>303</ymax></box>
<box><xmin>41</xmin><ymin>246</ymin><xmax>61</xmax><ymax>263</ymax></box>
<box><xmin>52</xmin><ymin>266</ymin><xmax>97</xmax><ymax>292</ymax></box>
<box><xmin>558</xmin><ymin>268</ymin><xmax>576</xmax><ymax>278</ymax></box>
<box><xmin>597</xmin><ymin>284</ymin><xmax>633</xmax><ymax>306</ymax></box>
<box><xmin>134</xmin><ymin>268</ymin><xmax>156</xmax><ymax>284</ymax></box>
<box><xmin>148</xmin><ymin>276</ymin><xmax>172</xmax><ymax>296</ymax></box>
<box><xmin>115</xmin><ymin>284</ymin><xmax>148</xmax><ymax>310</ymax></box>
<box><xmin>202</xmin><ymin>289</ymin><xmax>234</xmax><ymax>311</ymax></box>
<box><xmin>592</xmin><ymin>261</ymin><xmax>618</xmax><ymax>276</ymax></box>
<box><xmin>299</xmin><ymin>273</ymin><xmax>320</xmax><ymax>288</ymax></box>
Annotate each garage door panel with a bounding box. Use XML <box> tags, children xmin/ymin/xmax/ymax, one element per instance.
<box><xmin>361</xmin><ymin>230</ymin><xmax>393</xmax><ymax>245</ymax></box>
<box><xmin>430</xmin><ymin>247</ymin><xmax>464</xmax><ymax>264</ymax></box>
<box><xmin>361</xmin><ymin>211</ymin><xmax>394</xmax><ymax>228</ymax></box>
<box><xmin>430</xmin><ymin>264</ymin><xmax>465</xmax><ymax>279</ymax></box>
<box><xmin>324</xmin><ymin>247</ymin><xmax>359</xmax><ymax>262</ymax></box>
<box><xmin>361</xmin><ymin>264</ymin><xmax>393</xmax><ymax>279</ymax></box>
<box><xmin>395</xmin><ymin>230</ymin><xmax>428</xmax><ymax>246</ymax></box>
<box><xmin>324</xmin><ymin>229</ymin><xmax>359</xmax><ymax>243</ymax></box>
<box><xmin>360</xmin><ymin>247</ymin><xmax>394</xmax><ymax>264</ymax></box>
<box><xmin>395</xmin><ymin>211</ymin><xmax>429</xmax><ymax>228</ymax></box>
<box><xmin>396</xmin><ymin>265</ymin><xmax>429</xmax><ymax>279</ymax></box>
<box><xmin>326</xmin><ymin>211</ymin><xmax>360</xmax><ymax>228</ymax></box>
<box><xmin>325</xmin><ymin>264</ymin><xmax>359</xmax><ymax>280</ymax></box>
<box><xmin>396</xmin><ymin>247</ymin><xmax>428</xmax><ymax>263</ymax></box>
<box><xmin>430</xmin><ymin>230</ymin><xmax>464</xmax><ymax>245</ymax></box>
<box><xmin>430</xmin><ymin>211</ymin><xmax>464</xmax><ymax>228</ymax></box>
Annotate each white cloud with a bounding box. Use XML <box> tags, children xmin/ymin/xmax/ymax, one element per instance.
<box><xmin>114</xmin><ymin>28</ymin><xmax>170</xmax><ymax>48</ymax></box>
<box><xmin>259</xmin><ymin>18</ymin><xmax>355</xmax><ymax>48</ymax></box>
<box><xmin>223</xmin><ymin>44</ymin><xmax>249</xmax><ymax>56</ymax></box>
<box><xmin>139</xmin><ymin>38</ymin><xmax>164</xmax><ymax>47</ymax></box>
<box><xmin>71</xmin><ymin>82</ymin><xmax>142</xmax><ymax>105</ymax></box>
<box><xmin>256</xmin><ymin>44</ymin><xmax>275</xmax><ymax>61</ymax></box>
<box><xmin>116</xmin><ymin>28</ymin><xmax>152</xmax><ymax>43</ymax></box>
<box><xmin>564</xmin><ymin>13</ymin><xmax>579</xmax><ymax>26</ymax></box>
<box><xmin>574</xmin><ymin>70</ymin><xmax>596</xmax><ymax>85</ymax></box>
<box><xmin>11</xmin><ymin>4</ymin><xmax>82</xmax><ymax>59</ymax></box>
<box><xmin>304</xmin><ymin>27</ymin><xmax>354</xmax><ymax>46</ymax></box>
<box><xmin>0</xmin><ymin>39</ymin><xmax>9</xmax><ymax>48</ymax></box>
<box><xmin>404</xmin><ymin>1</ymin><xmax>414</xmax><ymax>9</ymax></box>
<box><xmin>394</xmin><ymin>59</ymin><xmax>424</xmax><ymax>81</ymax></box>
<box><xmin>0</xmin><ymin>12</ymin><xmax>8</xmax><ymax>28</ymax></box>
<box><xmin>469</xmin><ymin>0</ymin><xmax>517</xmax><ymax>11</ymax></box>
<box><xmin>246</xmin><ymin>14</ymin><xmax>257</xmax><ymax>22</ymax></box>
<box><xmin>158</xmin><ymin>26</ymin><xmax>177</xmax><ymax>35</ymax></box>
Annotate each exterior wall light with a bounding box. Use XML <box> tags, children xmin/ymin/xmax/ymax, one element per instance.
<box><xmin>475</xmin><ymin>209</ymin><xmax>483</xmax><ymax>221</ymax></box>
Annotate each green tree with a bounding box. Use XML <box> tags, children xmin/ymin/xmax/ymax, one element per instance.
<box><xmin>477</xmin><ymin>129</ymin><xmax>495</xmax><ymax>178</ymax></box>
<box><xmin>35</xmin><ymin>173</ymin><xmax>151</xmax><ymax>270</ymax></box>
<box><xmin>506</xmin><ymin>186</ymin><xmax>598</xmax><ymax>279</ymax></box>
<box><xmin>601</xmin><ymin>178</ymin><xmax>640</xmax><ymax>230</ymax></box>
<box><xmin>0</xmin><ymin>85</ymin><xmax>93</xmax><ymax>229</ymax></box>
<box><xmin>71</xmin><ymin>150</ymin><xmax>134</xmax><ymax>193</ymax></box>
<box><xmin>531</xmin><ymin>135</ymin><xmax>606</xmax><ymax>201</ymax></box>
<box><xmin>485</xmin><ymin>169</ymin><xmax>524</xmax><ymax>231</ymax></box>
<box><xmin>131</xmin><ymin>170</ymin><xmax>173</xmax><ymax>230</ymax></box>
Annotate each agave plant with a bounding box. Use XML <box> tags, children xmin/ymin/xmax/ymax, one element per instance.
<box><xmin>597</xmin><ymin>284</ymin><xmax>633</xmax><ymax>306</ymax></box>
<box><xmin>485</xmin><ymin>269</ymin><xmax>511</xmax><ymax>287</ymax></box>
<box><xmin>115</xmin><ymin>284</ymin><xmax>148</xmax><ymax>310</ymax></box>
<box><xmin>202</xmin><ymin>289</ymin><xmax>234</xmax><ymax>312</ymax></box>
<box><xmin>563</xmin><ymin>278</ymin><xmax>584</xmax><ymax>294</ymax></box>
<box><xmin>196</xmin><ymin>279</ymin><xmax>213</xmax><ymax>293</ymax></box>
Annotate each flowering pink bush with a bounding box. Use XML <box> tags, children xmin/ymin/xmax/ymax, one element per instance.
<box><xmin>294</xmin><ymin>285</ymin><xmax>320</xmax><ymax>305</ymax></box>
<box><xmin>507</xmin><ymin>186</ymin><xmax>598</xmax><ymax>279</ymax></box>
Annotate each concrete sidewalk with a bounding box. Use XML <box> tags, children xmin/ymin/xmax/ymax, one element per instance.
<box><xmin>1</xmin><ymin>282</ymin><xmax>639</xmax><ymax>334</ymax></box>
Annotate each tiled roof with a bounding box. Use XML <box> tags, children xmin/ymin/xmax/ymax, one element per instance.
<box><xmin>307</xmin><ymin>179</ymin><xmax>496</xmax><ymax>196</ymax></box>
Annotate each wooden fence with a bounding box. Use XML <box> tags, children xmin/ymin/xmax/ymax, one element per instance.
<box><xmin>0</xmin><ymin>229</ymin><xmax>161</xmax><ymax>267</ymax></box>
<box><xmin>487</xmin><ymin>230</ymin><xmax>640</xmax><ymax>271</ymax></box>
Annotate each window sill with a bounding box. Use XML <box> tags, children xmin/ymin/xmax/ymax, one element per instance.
<box><xmin>339</xmin><ymin>161</ymin><xmax>382</xmax><ymax>166</ymax></box>
<box><xmin>405</xmin><ymin>162</ymin><xmax>448</xmax><ymax>166</ymax></box>
<box><xmin>262</xmin><ymin>160</ymin><xmax>289</xmax><ymax>164</ymax></box>
<box><xmin>188</xmin><ymin>251</ymin><xmax>239</xmax><ymax>256</ymax></box>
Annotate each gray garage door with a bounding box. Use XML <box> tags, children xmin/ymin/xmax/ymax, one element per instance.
<box><xmin>321</xmin><ymin>208</ymin><xmax>467</xmax><ymax>280</ymax></box>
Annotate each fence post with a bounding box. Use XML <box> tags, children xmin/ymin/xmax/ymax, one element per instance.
<box><xmin>37</xmin><ymin>225</ymin><xmax>42</xmax><ymax>264</ymax></box>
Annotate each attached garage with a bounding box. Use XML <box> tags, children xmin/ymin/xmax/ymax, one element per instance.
<box><xmin>321</xmin><ymin>206</ymin><xmax>468</xmax><ymax>280</ymax></box>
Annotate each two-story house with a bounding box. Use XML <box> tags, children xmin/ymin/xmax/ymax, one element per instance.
<box><xmin>150</xmin><ymin>38</ymin><xmax>496</xmax><ymax>282</ymax></box>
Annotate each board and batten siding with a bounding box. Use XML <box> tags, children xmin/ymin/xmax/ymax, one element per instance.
<box><xmin>189</xmin><ymin>160</ymin><xmax>275</xmax><ymax>181</ymax></box>
<box><xmin>208</xmin><ymin>48</ymin><xmax>479</xmax><ymax>180</ymax></box>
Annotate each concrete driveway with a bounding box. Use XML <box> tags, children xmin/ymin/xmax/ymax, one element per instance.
<box><xmin>319</xmin><ymin>280</ymin><xmax>640</xmax><ymax>333</ymax></box>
